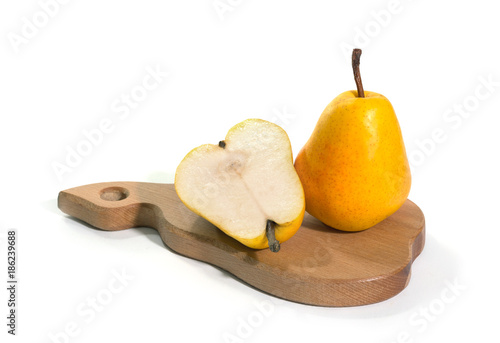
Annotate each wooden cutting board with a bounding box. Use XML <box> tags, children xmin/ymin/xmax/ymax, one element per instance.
<box><xmin>58</xmin><ymin>181</ymin><xmax>425</xmax><ymax>307</ymax></box>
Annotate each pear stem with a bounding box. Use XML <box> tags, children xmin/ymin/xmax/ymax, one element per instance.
<box><xmin>266</xmin><ymin>220</ymin><xmax>280</xmax><ymax>253</ymax></box>
<box><xmin>352</xmin><ymin>49</ymin><xmax>365</xmax><ymax>98</ymax></box>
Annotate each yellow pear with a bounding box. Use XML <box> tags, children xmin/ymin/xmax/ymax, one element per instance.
<box><xmin>294</xmin><ymin>49</ymin><xmax>411</xmax><ymax>231</ymax></box>
<box><xmin>175</xmin><ymin>119</ymin><xmax>305</xmax><ymax>251</ymax></box>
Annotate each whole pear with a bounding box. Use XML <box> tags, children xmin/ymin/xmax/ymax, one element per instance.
<box><xmin>294</xmin><ymin>49</ymin><xmax>411</xmax><ymax>231</ymax></box>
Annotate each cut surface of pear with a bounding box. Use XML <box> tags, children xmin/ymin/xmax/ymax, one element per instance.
<box><xmin>175</xmin><ymin>119</ymin><xmax>305</xmax><ymax>251</ymax></box>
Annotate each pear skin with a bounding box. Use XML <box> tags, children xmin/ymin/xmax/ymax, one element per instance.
<box><xmin>295</xmin><ymin>62</ymin><xmax>411</xmax><ymax>232</ymax></box>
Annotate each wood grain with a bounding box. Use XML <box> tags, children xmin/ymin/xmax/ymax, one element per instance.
<box><xmin>58</xmin><ymin>182</ymin><xmax>425</xmax><ymax>307</ymax></box>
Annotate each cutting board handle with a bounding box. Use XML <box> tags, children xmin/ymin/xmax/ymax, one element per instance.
<box><xmin>58</xmin><ymin>182</ymin><xmax>168</xmax><ymax>232</ymax></box>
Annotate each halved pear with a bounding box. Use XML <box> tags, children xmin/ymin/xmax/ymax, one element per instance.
<box><xmin>175</xmin><ymin>119</ymin><xmax>305</xmax><ymax>252</ymax></box>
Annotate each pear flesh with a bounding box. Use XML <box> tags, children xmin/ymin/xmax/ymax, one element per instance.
<box><xmin>175</xmin><ymin>119</ymin><xmax>305</xmax><ymax>250</ymax></box>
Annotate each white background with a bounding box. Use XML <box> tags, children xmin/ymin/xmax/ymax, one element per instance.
<box><xmin>1</xmin><ymin>0</ymin><xmax>499</xmax><ymax>342</ymax></box>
